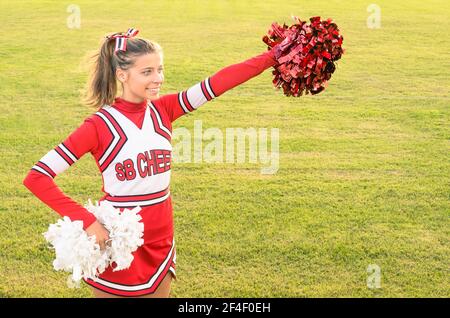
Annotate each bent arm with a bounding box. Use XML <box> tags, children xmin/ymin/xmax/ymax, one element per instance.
<box><xmin>22</xmin><ymin>118</ymin><xmax>99</xmax><ymax>230</ymax></box>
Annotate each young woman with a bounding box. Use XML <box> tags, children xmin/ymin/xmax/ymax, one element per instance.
<box><xmin>23</xmin><ymin>28</ymin><xmax>278</xmax><ymax>298</ymax></box>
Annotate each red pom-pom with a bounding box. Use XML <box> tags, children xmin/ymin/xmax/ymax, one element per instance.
<box><xmin>263</xmin><ymin>16</ymin><xmax>345</xmax><ymax>97</ymax></box>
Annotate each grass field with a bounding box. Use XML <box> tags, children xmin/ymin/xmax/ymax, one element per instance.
<box><xmin>0</xmin><ymin>0</ymin><xmax>449</xmax><ymax>297</ymax></box>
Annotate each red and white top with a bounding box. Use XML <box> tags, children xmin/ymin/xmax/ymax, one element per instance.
<box><xmin>23</xmin><ymin>49</ymin><xmax>277</xmax><ymax>243</ymax></box>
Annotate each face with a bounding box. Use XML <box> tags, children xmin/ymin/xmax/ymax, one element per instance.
<box><xmin>117</xmin><ymin>52</ymin><xmax>164</xmax><ymax>102</ymax></box>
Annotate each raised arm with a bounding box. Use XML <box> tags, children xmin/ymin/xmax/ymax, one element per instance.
<box><xmin>22</xmin><ymin>117</ymin><xmax>99</xmax><ymax>230</ymax></box>
<box><xmin>158</xmin><ymin>49</ymin><xmax>277</xmax><ymax>122</ymax></box>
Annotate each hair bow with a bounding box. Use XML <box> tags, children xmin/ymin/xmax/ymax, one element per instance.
<box><xmin>106</xmin><ymin>28</ymin><xmax>139</xmax><ymax>53</ymax></box>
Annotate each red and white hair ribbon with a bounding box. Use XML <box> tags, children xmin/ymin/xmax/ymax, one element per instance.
<box><xmin>106</xmin><ymin>28</ymin><xmax>140</xmax><ymax>53</ymax></box>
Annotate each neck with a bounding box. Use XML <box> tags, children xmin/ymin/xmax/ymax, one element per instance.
<box><xmin>120</xmin><ymin>93</ymin><xmax>145</xmax><ymax>104</ymax></box>
<box><xmin>120</xmin><ymin>93</ymin><xmax>160</xmax><ymax>103</ymax></box>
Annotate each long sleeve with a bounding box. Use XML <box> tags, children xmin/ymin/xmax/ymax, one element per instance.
<box><xmin>22</xmin><ymin>117</ymin><xmax>99</xmax><ymax>230</ymax></box>
<box><xmin>159</xmin><ymin>49</ymin><xmax>277</xmax><ymax>122</ymax></box>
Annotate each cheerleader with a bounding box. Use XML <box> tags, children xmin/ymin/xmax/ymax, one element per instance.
<box><xmin>23</xmin><ymin>28</ymin><xmax>278</xmax><ymax>298</ymax></box>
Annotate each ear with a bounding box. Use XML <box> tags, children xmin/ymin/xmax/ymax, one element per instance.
<box><xmin>116</xmin><ymin>68</ymin><xmax>128</xmax><ymax>83</ymax></box>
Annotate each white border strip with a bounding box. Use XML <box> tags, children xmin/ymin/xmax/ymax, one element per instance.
<box><xmin>96</xmin><ymin>110</ymin><xmax>121</xmax><ymax>166</ymax></box>
<box><xmin>92</xmin><ymin>237</ymin><xmax>175</xmax><ymax>291</ymax></box>
<box><xmin>149</xmin><ymin>102</ymin><xmax>172</xmax><ymax>137</ymax></box>
<box><xmin>105</xmin><ymin>191</ymin><xmax>170</xmax><ymax>208</ymax></box>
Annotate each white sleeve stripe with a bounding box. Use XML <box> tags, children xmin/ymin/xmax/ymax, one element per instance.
<box><xmin>39</xmin><ymin>149</ymin><xmax>71</xmax><ymax>175</ymax></box>
<box><xmin>178</xmin><ymin>92</ymin><xmax>189</xmax><ymax>113</ymax></box>
<box><xmin>186</xmin><ymin>82</ymin><xmax>208</xmax><ymax>110</ymax></box>
<box><xmin>178</xmin><ymin>78</ymin><xmax>216</xmax><ymax>114</ymax></box>
<box><xmin>58</xmin><ymin>143</ymin><xmax>78</xmax><ymax>162</ymax></box>
<box><xmin>32</xmin><ymin>166</ymin><xmax>53</xmax><ymax>178</ymax></box>
<box><xmin>205</xmin><ymin>77</ymin><xmax>216</xmax><ymax>98</ymax></box>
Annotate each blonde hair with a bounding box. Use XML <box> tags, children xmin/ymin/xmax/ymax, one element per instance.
<box><xmin>84</xmin><ymin>34</ymin><xmax>162</xmax><ymax>109</ymax></box>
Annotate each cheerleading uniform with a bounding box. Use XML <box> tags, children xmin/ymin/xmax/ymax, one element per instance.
<box><xmin>22</xmin><ymin>49</ymin><xmax>277</xmax><ymax>297</ymax></box>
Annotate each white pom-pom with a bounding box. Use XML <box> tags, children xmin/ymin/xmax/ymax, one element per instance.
<box><xmin>43</xmin><ymin>216</ymin><xmax>109</xmax><ymax>284</ymax></box>
<box><xmin>43</xmin><ymin>199</ymin><xmax>145</xmax><ymax>285</ymax></box>
<box><xmin>84</xmin><ymin>199</ymin><xmax>144</xmax><ymax>271</ymax></box>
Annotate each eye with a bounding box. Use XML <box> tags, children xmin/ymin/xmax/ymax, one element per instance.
<box><xmin>143</xmin><ymin>70</ymin><xmax>151</xmax><ymax>75</ymax></box>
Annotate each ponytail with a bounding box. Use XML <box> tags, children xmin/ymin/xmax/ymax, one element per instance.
<box><xmin>84</xmin><ymin>31</ymin><xmax>163</xmax><ymax>109</ymax></box>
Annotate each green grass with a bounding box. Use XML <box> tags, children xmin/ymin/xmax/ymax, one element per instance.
<box><xmin>1</xmin><ymin>0</ymin><xmax>449</xmax><ymax>297</ymax></box>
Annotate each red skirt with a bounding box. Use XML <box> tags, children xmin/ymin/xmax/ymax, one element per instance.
<box><xmin>83</xmin><ymin>235</ymin><xmax>176</xmax><ymax>297</ymax></box>
<box><xmin>84</xmin><ymin>195</ymin><xmax>176</xmax><ymax>296</ymax></box>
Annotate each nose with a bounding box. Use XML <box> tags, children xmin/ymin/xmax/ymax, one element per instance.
<box><xmin>152</xmin><ymin>72</ymin><xmax>164</xmax><ymax>84</ymax></box>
